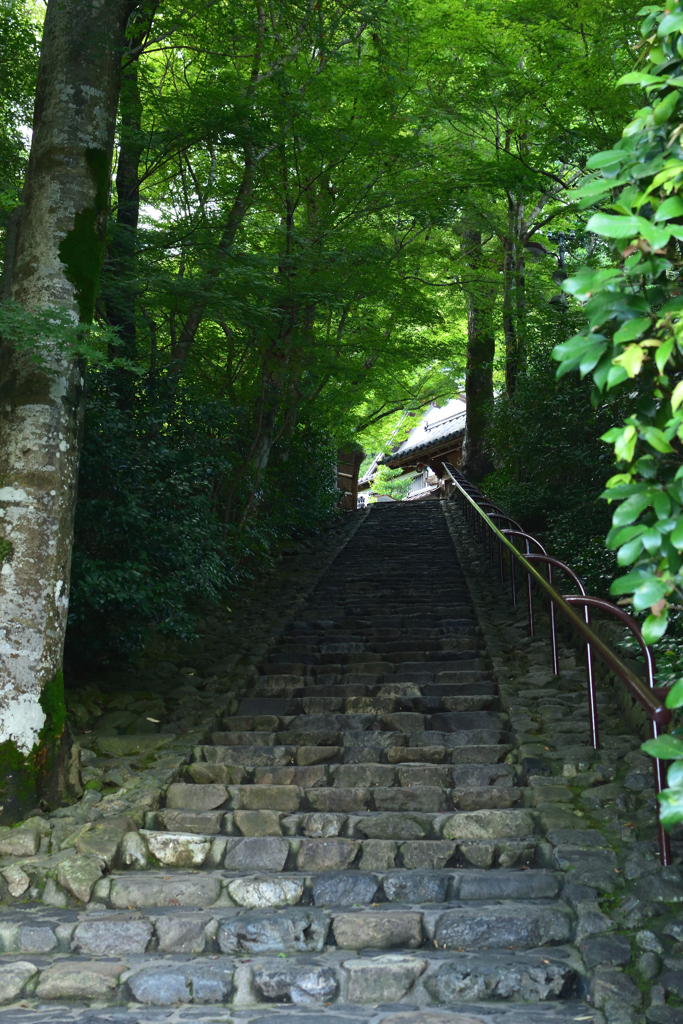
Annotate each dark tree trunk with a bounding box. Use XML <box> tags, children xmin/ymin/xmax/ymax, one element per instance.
<box><xmin>461</xmin><ymin>230</ymin><xmax>495</xmax><ymax>481</ymax></box>
<box><xmin>502</xmin><ymin>235</ymin><xmax>517</xmax><ymax>396</ymax></box>
<box><xmin>104</xmin><ymin>4</ymin><xmax>157</xmax><ymax>406</ymax></box>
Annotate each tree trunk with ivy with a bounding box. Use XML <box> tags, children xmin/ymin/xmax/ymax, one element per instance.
<box><xmin>0</xmin><ymin>0</ymin><xmax>135</xmax><ymax>822</ymax></box>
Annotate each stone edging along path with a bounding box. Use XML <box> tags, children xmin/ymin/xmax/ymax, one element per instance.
<box><xmin>442</xmin><ymin>499</ymin><xmax>683</xmax><ymax>1024</ymax></box>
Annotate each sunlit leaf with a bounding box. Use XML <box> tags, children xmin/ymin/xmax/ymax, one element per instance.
<box><xmin>642</xmin><ymin>734</ymin><xmax>683</xmax><ymax>759</ymax></box>
<box><xmin>586</xmin><ymin>213</ymin><xmax>648</xmax><ymax>239</ymax></box>
<box><xmin>613</xmin><ymin>318</ymin><xmax>651</xmax><ymax>343</ymax></box>
<box><xmin>641</xmin><ymin>609</ymin><xmax>669</xmax><ymax>642</ymax></box>
<box><xmin>666</xmin><ymin>678</ymin><xmax>683</xmax><ymax>709</ymax></box>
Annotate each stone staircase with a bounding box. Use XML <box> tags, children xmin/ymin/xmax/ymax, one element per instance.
<box><xmin>0</xmin><ymin>499</ymin><xmax>669</xmax><ymax>1021</ymax></box>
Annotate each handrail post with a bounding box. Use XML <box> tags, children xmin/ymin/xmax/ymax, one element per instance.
<box><xmin>651</xmin><ymin>718</ymin><xmax>673</xmax><ymax>867</ymax></box>
<box><xmin>548</xmin><ymin>564</ymin><xmax>559</xmax><ymax>676</ymax></box>
<box><xmin>525</xmin><ymin>539</ymin><xmax>535</xmax><ymax>638</ymax></box>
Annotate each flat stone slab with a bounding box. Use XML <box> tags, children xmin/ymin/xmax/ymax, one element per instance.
<box><xmin>433</xmin><ymin>902</ymin><xmax>572</xmax><ymax>949</ymax></box>
<box><xmin>94</xmin><ymin>735</ymin><xmax>176</xmax><ymax>756</ymax></box>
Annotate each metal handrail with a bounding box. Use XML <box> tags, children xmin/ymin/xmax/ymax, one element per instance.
<box><xmin>443</xmin><ymin>462</ymin><xmax>673</xmax><ymax>865</ymax></box>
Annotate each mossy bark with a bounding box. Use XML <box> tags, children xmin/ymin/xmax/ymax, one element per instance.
<box><xmin>0</xmin><ymin>0</ymin><xmax>135</xmax><ymax>822</ymax></box>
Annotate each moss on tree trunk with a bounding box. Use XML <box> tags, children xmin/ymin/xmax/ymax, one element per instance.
<box><xmin>0</xmin><ymin>0</ymin><xmax>135</xmax><ymax>823</ymax></box>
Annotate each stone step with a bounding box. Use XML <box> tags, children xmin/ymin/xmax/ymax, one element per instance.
<box><xmin>259</xmin><ymin>659</ymin><xmax>491</xmax><ymax>677</ymax></box>
<box><xmin>196</xmin><ymin>742</ymin><xmax>511</xmax><ymax>766</ymax></box>
<box><xmin>0</xmin><ymin>946</ymin><xmax>585</xmax><ymax>1008</ymax></box>
<box><xmin>84</xmin><ymin>869</ymin><xmax>567</xmax><ymax>913</ymax></box>
<box><xmin>117</xmin><ymin>828</ymin><xmax>541</xmax><ymax>870</ymax></box>
<box><xmin>251</xmin><ymin>675</ymin><xmax>495</xmax><ymax>697</ymax></box>
<box><xmin>271</xmin><ymin>639</ymin><xmax>484</xmax><ymax>655</ymax></box>
<box><xmin>164</xmin><ymin>782</ymin><xmax>523</xmax><ymax>815</ymax></box>
<box><xmin>227</xmin><ymin>695</ymin><xmax>496</xmax><ymax>722</ymax></box>
<box><xmin>184</xmin><ymin>761</ymin><xmax>516</xmax><ymax>788</ymax></box>
<box><xmin>245</xmin><ymin>680</ymin><xmax>499</xmax><ymax>700</ymax></box>
<box><xmin>267</xmin><ymin>649</ymin><xmax>487</xmax><ymax>665</ymax></box>
<box><xmin>4</xmin><ymin>868</ymin><xmax>564</xmax><ymax>925</ymax></box>
<box><xmin>2</xmin><ymin>895</ymin><xmax>572</xmax><ymax>958</ymax></box>
<box><xmin>210</xmin><ymin>720</ymin><xmax>505</xmax><ymax>747</ymax></box>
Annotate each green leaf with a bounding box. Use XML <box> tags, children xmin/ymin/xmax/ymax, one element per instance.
<box><xmin>617</xmin><ymin>71</ymin><xmax>667</xmax><ymax>86</ymax></box>
<box><xmin>573</xmin><ymin>180</ymin><xmax>614</xmax><ymax>203</ymax></box>
<box><xmin>656</xmin><ymin>337</ymin><xmax>675</xmax><ymax>372</ymax></box>
<box><xmin>653</xmin><ymin>490</ymin><xmax>672</xmax><ymax>517</ymax></box>
<box><xmin>658</xmin><ymin>787</ymin><xmax>683</xmax><ymax>829</ymax></box>
<box><xmin>613</xmin><ymin>344</ymin><xmax>645</xmax><ymax>378</ymax></box>
<box><xmin>653</xmin><ymin>195</ymin><xmax>683</xmax><ymax>221</ymax></box>
<box><xmin>606</xmin><ymin>364</ymin><xmax>630</xmax><ymax>389</ymax></box>
<box><xmin>632</xmin><ymin>577</ymin><xmax>669</xmax><ymax>612</ymax></box>
<box><xmin>642</xmin><ymin>610</ymin><xmax>669</xmax><ymax>642</ymax></box>
<box><xmin>613</xmin><ymin>318</ymin><xmax>652</xmax><ymax>343</ymax></box>
<box><xmin>607</xmin><ymin>523</ymin><xmax>646</xmax><ymax>544</ymax></box>
<box><xmin>585</xmin><ymin>150</ymin><xmax>626</xmax><ymax>168</ymax></box>
<box><xmin>610</xmin><ymin>569</ymin><xmax>650</xmax><ymax>595</ymax></box>
<box><xmin>640</xmin><ymin>221</ymin><xmax>674</xmax><ymax>248</ymax></box>
<box><xmin>612</xmin><ymin>491</ymin><xmax>654</xmax><ymax>527</ymax></box>
<box><xmin>653</xmin><ymin>89</ymin><xmax>680</xmax><ymax>125</ymax></box>
<box><xmin>603</xmin><ymin>483</ymin><xmax>649</xmax><ymax>499</ymax></box>
<box><xmin>666</xmin><ymin>678</ymin><xmax>683</xmax><ymax>708</ymax></box>
<box><xmin>617</xmin><ymin>536</ymin><xmax>644</xmax><ymax>564</ymax></box>
<box><xmin>586</xmin><ymin>213</ymin><xmax>648</xmax><ymax>239</ymax></box>
<box><xmin>668</xmin><ymin>761</ymin><xmax>683</xmax><ymax>786</ymax></box>
<box><xmin>671</xmin><ymin>517</ymin><xmax>683</xmax><ymax>549</ymax></box>
<box><xmin>659</xmin><ymin>11</ymin><xmax>683</xmax><ymax>35</ymax></box>
<box><xmin>642</xmin><ymin>734</ymin><xmax>683</xmax><ymax>759</ymax></box>
<box><xmin>642</xmin><ymin>526</ymin><xmax>664</xmax><ymax>553</ymax></box>
<box><xmin>606</xmin><ymin>424</ymin><xmax>637</xmax><ymax>461</ymax></box>
<box><xmin>562</xmin><ymin>268</ymin><xmax>622</xmax><ymax>298</ymax></box>
<box><xmin>642</xmin><ymin>425</ymin><xmax>674</xmax><ymax>452</ymax></box>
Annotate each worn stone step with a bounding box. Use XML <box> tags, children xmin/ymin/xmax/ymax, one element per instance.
<box><xmin>0</xmin><ymin>902</ymin><xmax>574</xmax><ymax>960</ymax></box>
<box><xmin>0</xmin><ymin>946</ymin><xmax>586</xmax><ymax>1008</ymax></box>
<box><xmin>152</xmin><ymin>800</ymin><xmax>537</xmax><ymax>837</ymax></box>
<box><xmin>197</xmin><ymin>742</ymin><xmax>511</xmax><ymax>766</ymax></box>
<box><xmin>225</xmin><ymin>696</ymin><xmax>496</xmax><ymax>723</ymax></box>
<box><xmin>67</xmin><ymin>866</ymin><xmax>565</xmax><ymax>911</ymax></box>
<box><xmin>184</xmin><ymin>760</ymin><xmax>516</xmax><ymax>788</ymax></box>
<box><xmin>117</xmin><ymin>825</ymin><xmax>541</xmax><ymax>870</ymax></box>
<box><xmin>211</xmin><ymin>719</ymin><xmax>505</xmax><ymax>748</ymax></box>
<box><xmin>164</xmin><ymin>783</ymin><xmax>523</xmax><ymax>818</ymax></box>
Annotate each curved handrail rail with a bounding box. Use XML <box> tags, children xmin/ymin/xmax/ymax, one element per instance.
<box><xmin>443</xmin><ymin>461</ymin><xmax>672</xmax><ymax>865</ymax></box>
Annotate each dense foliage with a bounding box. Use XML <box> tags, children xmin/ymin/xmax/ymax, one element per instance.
<box><xmin>0</xmin><ymin>0</ymin><xmax>646</xmax><ymax>668</ymax></box>
<box><xmin>0</xmin><ymin>0</ymin><xmax>38</xmax><ymax>223</ymax></box>
<box><xmin>67</xmin><ymin>377</ymin><xmax>337</xmax><ymax>666</ymax></box>
<box><xmin>484</xmin><ymin>327</ymin><xmax>619</xmax><ymax>597</ymax></box>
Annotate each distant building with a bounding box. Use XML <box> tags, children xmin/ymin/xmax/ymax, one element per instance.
<box><xmin>337</xmin><ymin>448</ymin><xmax>364</xmax><ymax>510</ymax></box>
<box><xmin>359</xmin><ymin>398</ymin><xmax>466</xmax><ymax>504</ymax></box>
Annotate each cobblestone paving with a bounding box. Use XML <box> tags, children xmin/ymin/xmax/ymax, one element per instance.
<box><xmin>1</xmin><ymin>501</ymin><xmax>683</xmax><ymax>1023</ymax></box>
